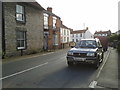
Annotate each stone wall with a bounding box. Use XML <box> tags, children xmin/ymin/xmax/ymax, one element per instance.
<box><xmin>0</xmin><ymin>2</ymin><xmax>2</xmax><ymax>59</ymax></box>
<box><xmin>3</xmin><ymin>2</ymin><xmax>44</xmax><ymax>57</ymax></box>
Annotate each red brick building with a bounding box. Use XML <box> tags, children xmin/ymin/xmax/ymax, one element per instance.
<box><xmin>43</xmin><ymin>7</ymin><xmax>61</xmax><ymax>50</ymax></box>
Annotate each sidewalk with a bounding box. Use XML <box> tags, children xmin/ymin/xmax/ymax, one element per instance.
<box><xmin>95</xmin><ymin>48</ymin><xmax>119</xmax><ymax>89</ymax></box>
<box><xmin>2</xmin><ymin>48</ymin><xmax>70</xmax><ymax>64</ymax></box>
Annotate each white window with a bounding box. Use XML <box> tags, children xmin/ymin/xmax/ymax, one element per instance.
<box><xmin>76</xmin><ymin>34</ymin><xmax>78</xmax><ymax>37</ymax></box>
<box><xmin>72</xmin><ymin>34</ymin><xmax>74</xmax><ymax>37</ymax></box>
<box><xmin>67</xmin><ymin>37</ymin><xmax>69</xmax><ymax>42</ymax></box>
<box><xmin>72</xmin><ymin>39</ymin><xmax>74</xmax><ymax>42</ymax></box>
<box><xmin>44</xmin><ymin>13</ymin><xmax>48</xmax><ymax>29</ymax></box>
<box><xmin>80</xmin><ymin>33</ymin><xmax>82</xmax><ymax>37</ymax></box>
<box><xmin>64</xmin><ymin>29</ymin><xmax>66</xmax><ymax>35</ymax></box>
<box><xmin>67</xmin><ymin>30</ymin><xmax>69</xmax><ymax>35</ymax></box>
<box><xmin>16</xmin><ymin>31</ymin><xmax>26</xmax><ymax>50</ymax></box>
<box><xmin>16</xmin><ymin>5</ymin><xmax>25</xmax><ymax>22</ymax></box>
<box><xmin>60</xmin><ymin>28</ymin><xmax>63</xmax><ymax>35</ymax></box>
<box><xmin>64</xmin><ymin>37</ymin><xmax>66</xmax><ymax>42</ymax></box>
<box><xmin>53</xmin><ymin>17</ymin><xmax>56</xmax><ymax>29</ymax></box>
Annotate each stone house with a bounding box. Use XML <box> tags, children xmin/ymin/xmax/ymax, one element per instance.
<box><xmin>71</xmin><ymin>27</ymin><xmax>94</xmax><ymax>43</ymax></box>
<box><xmin>43</xmin><ymin>7</ymin><xmax>61</xmax><ymax>50</ymax></box>
<box><xmin>1</xmin><ymin>2</ymin><xmax>44</xmax><ymax>58</ymax></box>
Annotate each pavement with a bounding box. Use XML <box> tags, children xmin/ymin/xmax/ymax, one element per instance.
<box><xmin>94</xmin><ymin>48</ymin><xmax>119</xmax><ymax>89</ymax></box>
<box><xmin>2</xmin><ymin>48</ymin><xmax>69</xmax><ymax>64</ymax></box>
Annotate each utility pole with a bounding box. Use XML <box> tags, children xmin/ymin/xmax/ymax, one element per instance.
<box><xmin>83</xmin><ymin>23</ymin><xmax>85</xmax><ymax>29</ymax></box>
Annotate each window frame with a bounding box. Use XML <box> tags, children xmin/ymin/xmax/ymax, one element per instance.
<box><xmin>80</xmin><ymin>33</ymin><xmax>82</xmax><ymax>37</ymax></box>
<box><xmin>16</xmin><ymin>4</ymin><xmax>25</xmax><ymax>23</ymax></box>
<box><xmin>16</xmin><ymin>30</ymin><xmax>27</xmax><ymax>50</ymax></box>
<box><xmin>43</xmin><ymin>13</ymin><xmax>48</xmax><ymax>29</ymax></box>
<box><xmin>53</xmin><ymin>16</ymin><xmax>57</xmax><ymax>29</ymax></box>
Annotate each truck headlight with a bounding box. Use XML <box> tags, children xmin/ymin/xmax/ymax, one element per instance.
<box><xmin>67</xmin><ymin>51</ymin><xmax>73</xmax><ymax>55</ymax></box>
<box><xmin>87</xmin><ymin>52</ymin><xmax>95</xmax><ymax>56</ymax></box>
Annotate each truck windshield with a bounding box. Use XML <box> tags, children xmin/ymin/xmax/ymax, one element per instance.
<box><xmin>75</xmin><ymin>40</ymin><xmax>97</xmax><ymax>48</ymax></box>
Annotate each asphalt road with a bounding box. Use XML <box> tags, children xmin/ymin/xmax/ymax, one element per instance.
<box><xmin>2</xmin><ymin>48</ymin><xmax>114</xmax><ymax>88</ymax></box>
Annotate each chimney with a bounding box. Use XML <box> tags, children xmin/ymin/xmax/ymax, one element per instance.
<box><xmin>86</xmin><ymin>27</ymin><xmax>88</xmax><ymax>30</ymax></box>
<box><xmin>47</xmin><ymin>7</ymin><xmax>52</xmax><ymax>12</ymax></box>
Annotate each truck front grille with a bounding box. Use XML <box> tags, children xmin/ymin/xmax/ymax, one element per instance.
<box><xmin>73</xmin><ymin>53</ymin><xmax>86</xmax><ymax>57</ymax></box>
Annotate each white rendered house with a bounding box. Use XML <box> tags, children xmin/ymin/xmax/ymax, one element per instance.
<box><xmin>60</xmin><ymin>24</ymin><xmax>72</xmax><ymax>44</ymax></box>
<box><xmin>71</xmin><ymin>27</ymin><xmax>94</xmax><ymax>42</ymax></box>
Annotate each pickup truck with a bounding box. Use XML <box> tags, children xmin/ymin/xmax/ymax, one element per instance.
<box><xmin>66</xmin><ymin>38</ymin><xmax>104</xmax><ymax>69</ymax></box>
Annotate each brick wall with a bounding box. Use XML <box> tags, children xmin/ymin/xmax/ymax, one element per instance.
<box><xmin>3</xmin><ymin>2</ymin><xmax>44</xmax><ymax>57</ymax></box>
<box><xmin>48</xmin><ymin>15</ymin><xmax>53</xmax><ymax>50</ymax></box>
<box><xmin>47</xmin><ymin>14</ymin><xmax>61</xmax><ymax>50</ymax></box>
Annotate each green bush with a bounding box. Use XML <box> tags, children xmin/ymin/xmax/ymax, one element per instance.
<box><xmin>117</xmin><ymin>41</ymin><xmax>120</xmax><ymax>53</ymax></box>
<box><xmin>108</xmin><ymin>34</ymin><xmax>120</xmax><ymax>53</ymax></box>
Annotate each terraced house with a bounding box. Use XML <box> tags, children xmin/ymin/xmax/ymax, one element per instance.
<box><xmin>43</xmin><ymin>7</ymin><xmax>61</xmax><ymax>50</ymax></box>
<box><xmin>60</xmin><ymin>24</ymin><xmax>73</xmax><ymax>48</ymax></box>
<box><xmin>2</xmin><ymin>2</ymin><xmax>44</xmax><ymax>58</ymax></box>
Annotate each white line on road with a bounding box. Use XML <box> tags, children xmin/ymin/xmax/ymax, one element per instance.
<box><xmin>89</xmin><ymin>81</ymin><xmax>97</xmax><ymax>88</ymax></box>
<box><xmin>0</xmin><ymin>62</ymin><xmax>48</xmax><ymax>80</ymax></box>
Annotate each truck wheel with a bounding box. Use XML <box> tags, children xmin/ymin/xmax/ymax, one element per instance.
<box><xmin>101</xmin><ymin>53</ymin><xmax>104</xmax><ymax>63</ymax></box>
<box><xmin>67</xmin><ymin>61</ymin><xmax>74</xmax><ymax>66</ymax></box>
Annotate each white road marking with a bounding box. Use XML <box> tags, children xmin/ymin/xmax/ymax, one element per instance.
<box><xmin>89</xmin><ymin>80</ymin><xmax>97</xmax><ymax>88</ymax></box>
<box><xmin>0</xmin><ymin>62</ymin><xmax>48</xmax><ymax>80</ymax></box>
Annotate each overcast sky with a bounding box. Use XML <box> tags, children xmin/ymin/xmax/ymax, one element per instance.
<box><xmin>37</xmin><ymin>0</ymin><xmax>119</xmax><ymax>34</ymax></box>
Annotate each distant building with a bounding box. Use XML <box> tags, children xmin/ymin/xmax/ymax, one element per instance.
<box><xmin>94</xmin><ymin>30</ymin><xmax>111</xmax><ymax>51</ymax></box>
<box><xmin>94</xmin><ymin>30</ymin><xmax>111</xmax><ymax>37</ymax></box>
<box><xmin>71</xmin><ymin>27</ymin><xmax>94</xmax><ymax>42</ymax></box>
<box><xmin>60</xmin><ymin>24</ymin><xmax>73</xmax><ymax>48</ymax></box>
<box><xmin>116</xmin><ymin>30</ymin><xmax>120</xmax><ymax>35</ymax></box>
<box><xmin>60</xmin><ymin>24</ymin><xmax>72</xmax><ymax>43</ymax></box>
<box><xmin>43</xmin><ymin>7</ymin><xmax>61</xmax><ymax>50</ymax></box>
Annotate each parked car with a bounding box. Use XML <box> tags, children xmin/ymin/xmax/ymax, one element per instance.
<box><xmin>66</xmin><ymin>38</ymin><xmax>104</xmax><ymax>69</ymax></box>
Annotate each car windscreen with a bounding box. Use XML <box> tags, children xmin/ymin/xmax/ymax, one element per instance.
<box><xmin>75</xmin><ymin>40</ymin><xmax>97</xmax><ymax>48</ymax></box>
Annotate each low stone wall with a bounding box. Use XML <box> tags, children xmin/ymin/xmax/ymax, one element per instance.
<box><xmin>61</xmin><ymin>42</ymin><xmax>75</xmax><ymax>49</ymax></box>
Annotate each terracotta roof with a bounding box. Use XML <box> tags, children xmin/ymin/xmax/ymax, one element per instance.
<box><xmin>71</xmin><ymin>30</ymin><xmax>87</xmax><ymax>34</ymax></box>
<box><xmin>61</xmin><ymin>24</ymin><xmax>69</xmax><ymax>29</ymax></box>
<box><xmin>94</xmin><ymin>30</ymin><xmax>110</xmax><ymax>34</ymax></box>
<box><xmin>61</xmin><ymin>24</ymin><xmax>73</xmax><ymax>33</ymax></box>
<box><xmin>43</xmin><ymin>8</ymin><xmax>60</xmax><ymax>19</ymax></box>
